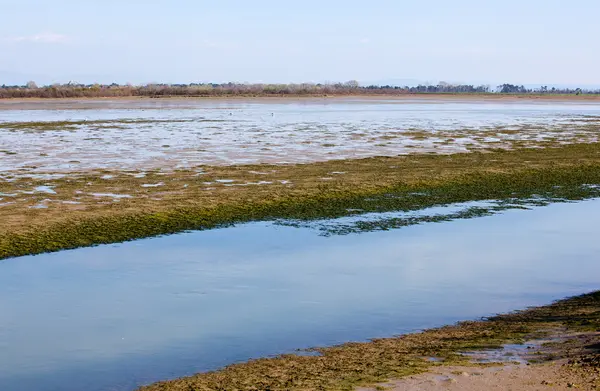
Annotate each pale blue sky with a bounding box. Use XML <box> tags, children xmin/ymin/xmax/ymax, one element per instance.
<box><xmin>1</xmin><ymin>0</ymin><xmax>599</xmax><ymax>86</ymax></box>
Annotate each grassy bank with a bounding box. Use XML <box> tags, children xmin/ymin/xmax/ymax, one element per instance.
<box><xmin>2</xmin><ymin>143</ymin><xmax>600</xmax><ymax>259</ymax></box>
<box><xmin>138</xmin><ymin>290</ymin><xmax>600</xmax><ymax>391</ymax></box>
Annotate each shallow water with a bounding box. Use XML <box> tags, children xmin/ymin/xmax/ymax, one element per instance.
<box><xmin>1</xmin><ymin>199</ymin><xmax>599</xmax><ymax>391</ymax></box>
<box><xmin>1</xmin><ymin>97</ymin><xmax>599</xmax><ymax>175</ymax></box>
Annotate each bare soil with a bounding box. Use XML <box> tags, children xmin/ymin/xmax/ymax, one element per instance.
<box><xmin>360</xmin><ymin>331</ymin><xmax>600</xmax><ymax>391</ymax></box>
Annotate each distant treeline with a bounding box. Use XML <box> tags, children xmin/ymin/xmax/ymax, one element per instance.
<box><xmin>1</xmin><ymin>81</ymin><xmax>599</xmax><ymax>99</ymax></box>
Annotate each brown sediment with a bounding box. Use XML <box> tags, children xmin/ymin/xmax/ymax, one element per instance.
<box><xmin>360</xmin><ymin>331</ymin><xmax>600</xmax><ymax>391</ymax></box>
<box><xmin>358</xmin><ymin>360</ymin><xmax>596</xmax><ymax>391</ymax></box>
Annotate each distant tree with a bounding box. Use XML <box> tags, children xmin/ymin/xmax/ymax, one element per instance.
<box><xmin>497</xmin><ymin>83</ymin><xmax>528</xmax><ymax>93</ymax></box>
<box><xmin>344</xmin><ymin>80</ymin><xmax>360</xmax><ymax>88</ymax></box>
<box><xmin>26</xmin><ymin>81</ymin><xmax>38</xmax><ymax>89</ymax></box>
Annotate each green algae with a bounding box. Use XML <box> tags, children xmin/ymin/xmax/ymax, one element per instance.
<box><xmin>2</xmin><ymin>163</ymin><xmax>600</xmax><ymax>260</ymax></box>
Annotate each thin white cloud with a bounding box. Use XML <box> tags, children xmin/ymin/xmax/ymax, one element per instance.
<box><xmin>199</xmin><ymin>39</ymin><xmax>238</xmax><ymax>50</ymax></box>
<box><xmin>359</xmin><ymin>38</ymin><xmax>370</xmax><ymax>44</ymax></box>
<box><xmin>202</xmin><ymin>39</ymin><xmax>220</xmax><ymax>48</ymax></box>
<box><xmin>5</xmin><ymin>32</ymin><xmax>69</xmax><ymax>44</ymax></box>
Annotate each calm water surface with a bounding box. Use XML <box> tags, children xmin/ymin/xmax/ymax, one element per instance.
<box><xmin>0</xmin><ymin>199</ymin><xmax>599</xmax><ymax>390</ymax></box>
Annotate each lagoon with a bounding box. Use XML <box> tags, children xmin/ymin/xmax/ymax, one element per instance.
<box><xmin>1</xmin><ymin>199</ymin><xmax>599</xmax><ymax>391</ymax></box>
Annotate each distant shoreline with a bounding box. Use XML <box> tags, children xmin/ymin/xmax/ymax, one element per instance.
<box><xmin>2</xmin><ymin>93</ymin><xmax>600</xmax><ymax>108</ymax></box>
<box><xmin>3</xmin><ymin>80</ymin><xmax>599</xmax><ymax>101</ymax></box>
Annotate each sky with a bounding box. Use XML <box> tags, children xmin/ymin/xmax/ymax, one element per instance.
<box><xmin>1</xmin><ymin>0</ymin><xmax>599</xmax><ymax>86</ymax></box>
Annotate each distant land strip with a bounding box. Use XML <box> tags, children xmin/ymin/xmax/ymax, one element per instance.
<box><xmin>2</xmin><ymin>81</ymin><xmax>600</xmax><ymax>99</ymax></box>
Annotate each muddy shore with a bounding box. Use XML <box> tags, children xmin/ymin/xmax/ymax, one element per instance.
<box><xmin>138</xmin><ymin>291</ymin><xmax>600</xmax><ymax>391</ymax></box>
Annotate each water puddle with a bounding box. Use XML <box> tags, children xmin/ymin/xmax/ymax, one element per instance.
<box><xmin>33</xmin><ymin>185</ymin><xmax>56</xmax><ymax>194</ymax></box>
<box><xmin>461</xmin><ymin>343</ymin><xmax>538</xmax><ymax>365</ymax></box>
<box><xmin>90</xmin><ymin>193</ymin><xmax>133</xmax><ymax>199</ymax></box>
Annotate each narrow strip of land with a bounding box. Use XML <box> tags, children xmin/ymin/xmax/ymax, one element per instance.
<box><xmin>2</xmin><ymin>94</ymin><xmax>600</xmax><ymax>109</ymax></box>
<box><xmin>2</xmin><ymin>143</ymin><xmax>600</xmax><ymax>259</ymax></box>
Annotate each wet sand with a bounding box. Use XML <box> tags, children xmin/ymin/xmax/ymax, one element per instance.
<box><xmin>360</xmin><ymin>331</ymin><xmax>600</xmax><ymax>391</ymax></box>
<box><xmin>361</xmin><ymin>362</ymin><xmax>593</xmax><ymax>391</ymax></box>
